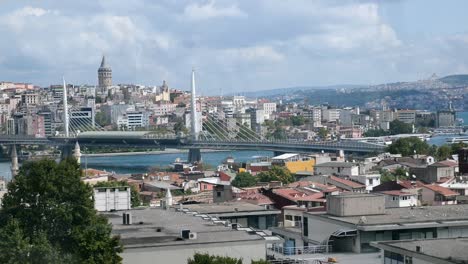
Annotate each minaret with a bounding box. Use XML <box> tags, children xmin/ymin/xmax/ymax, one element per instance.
<box><xmin>190</xmin><ymin>68</ymin><xmax>200</xmax><ymax>140</ymax></box>
<box><xmin>98</xmin><ymin>55</ymin><xmax>112</xmax><ymax>94</ymax></box>
<box><xmin>63</xmin><ymin>77</ymin><xmax>69</xmax><ymax>137</ymax></box>
<box><xmin>11</xmin><ymin>145</ymin><xmax>18</xmax><ymax>178</ymax></box>
<box><xmin>165</xmin><ymin>188</ymin><xmax>173</xmax><ymax>208</ymax></box>
<box><xmin>73</xmin><ymin>142</ymin><xmax>82</xmax><ymax>164</ymax></box>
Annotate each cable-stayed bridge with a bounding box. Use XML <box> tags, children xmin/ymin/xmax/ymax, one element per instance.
<box><xmin>0</xmin><ymin>70</ymin><xmax>386</xmax><ymax>165</ymax></box>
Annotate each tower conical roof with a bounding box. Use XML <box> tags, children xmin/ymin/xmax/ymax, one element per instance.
<box><xmin>100</xmin><ymin>55</ymin><xmax>107</xmax><ymax>68</ymax></box>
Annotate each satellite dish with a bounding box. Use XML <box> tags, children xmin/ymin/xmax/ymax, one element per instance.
<box><xmin>406</xmin><ymin>172</ymin><xmax>409</xmax><ymax>177</ymax></box>
<box><xmin>412</xmin><ymin>174</ymin><xmax>416</xmax><ymax>179</ymax></box>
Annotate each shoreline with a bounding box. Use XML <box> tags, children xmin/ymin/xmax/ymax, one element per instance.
<box><xmin>82</xmin><ymin>149</ymin><xmax>230</xmax><ymax>157</ymax></box>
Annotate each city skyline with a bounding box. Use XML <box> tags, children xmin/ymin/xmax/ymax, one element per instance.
<box><xmin>1</xmin><ymin>0</ymin><xmax>468</xmax><ymax>94</ymax></box>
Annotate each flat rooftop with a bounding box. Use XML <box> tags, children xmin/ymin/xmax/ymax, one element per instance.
<box><xmin>372</xmin><ymin>238</ymin><xmax>468</xmax><ymax>263</ymax></box>
<box><xmin>180</xmin><ymin>202</ymin><xmax>280</xmax><ymax>217</ymax></box>
<box><xmin>103</xmin><ymin>207</ymin><xmax>276</xmax><ymax>249</ymax></box>
<box><xmin>306</xmin><ymin>204</ymin><xmax>468</xmax><ymax>231</ymax></box>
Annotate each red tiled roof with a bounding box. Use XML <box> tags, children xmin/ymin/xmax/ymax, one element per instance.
<box><xmin>328</xmin><ymin>176</ymin><xmax>364</xmax><ymax>189</ymax></box>
<box><xmin>398</xmin><ymin>180</ymin><xmax>425</xmax><ymax>189</ymax></box>
<box><xmin>423</xmin><ymin>184</ymin><xmax>459</xmax><ymax>196</ymax></box>
<box><xmin>218</xmin><ymin>171</ymin><xmax>231</xmax><ymax>181</ymax></box>
<box><xmin>430</xmin><ymin>160</ymin><xmax>458</xmax><ymax>167</ymax></box>
<box><xmin>237</xmin><ymin>193</ymin><xmax>274</xmax><ymax>205</ymax></box>
<box><xmin>273</xmin><ymin>188</ymin><xmax>325</xmax><ymax>202</ymax></box>
<box><xmin>287</xmin><ymin>181</ymin><xmax>328</xmax><ymax>189</ymax></box>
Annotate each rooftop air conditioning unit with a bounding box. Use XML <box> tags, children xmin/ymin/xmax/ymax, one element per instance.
<box><xmin>188</xmin><ymin>232</ymin><xmax>197</xmax><ymax>240</ymax></box>
<box><xmin>181</xmin><ymin>229</ymin><xmax>191</xmax><ymax>239</ymax></box>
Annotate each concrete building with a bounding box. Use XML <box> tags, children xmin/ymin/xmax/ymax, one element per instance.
<box><xmin>126</xmin><ymin>111</ymin><xmax>149</xmax><ymax>130</ymax></box>
<box><xmin>271</xmin><ymin>153</ymin><xmax>315</xmax><ymax>174</ymax></box>
<box><xmin>181</xmin><ymin>202</ymin><xmax>280</xmax><ymax>230</ymax></box>
<box><xmin>372</xmin><ymin>238</ymin><xmax>468</xmax><ymax>264</ymax></box>
<box><xmin>421</xmin><ymin>184</ymin><xmax>458</xmax><ymax>206</ymax></box>
<box><xmin>303</xmin><ymin>107</ymin><xmax>322</xmax><ymax>127</ymax></box>
<box><xmin>322</xmin><ymin>108</ymin><xmax>340</xmax><ymax>122</ymax></box>
<box><xmin>437</xmin><ymin>110</ymin><xmax>456</xmax><ymax>128</ymax></box>
<box><xmin>93</xmin><ymin>186</ymin><xmax>131</xmax><ymax>212</ymax></box>
<box><xmin>411</xmin><ymin>161</ymin><xmax>456</xmax><ymax>184</ymax></box>
<box><xmin>380</xmin><ymin>190</ymin><xmax>419</xmax><ymax>208</ymax></box>
<box><xmin>260</xmin><ymin>102</ymin><xmax>276</xmax><ymax>119</ymax></box>
<box><xmin>314</xmin><ymin>162</ymin><xmax>359</xmax><ymax>177</ymax></box>
<box><xmin>350</xmin><ymin>174</ymin><xmax>381</xmax><ymax>191</ymax></box>
<box><xmin>303</xmin><ymin>194</ymin><xmax>468</xmax><ymax>253</ymax></box>
<box><xmin>104</xmin><ymin>207</ymin><xmax>281</xmax><ymax>263</ymax></box>
<box><xmin>396</xmin><ymin>110</ymin><xmax>416</xmax><ymax>124</ymax></box>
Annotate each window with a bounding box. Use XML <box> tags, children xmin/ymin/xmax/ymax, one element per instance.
<box><xmin>369</xmin><ymin>178</ymin><xmax>373</xmax><ymax>185</ymax></box>
<box><xmin>303</xmin><ymin>217</ymin><xmax>308</xmax><ymax>236</ymax></box>
<box><xmin>285</xmin><ymin>215</ymin><xmax>293</xmax><ymax>221</ymax></box>
<box><xmin>216</xmin><ymin>192</ymin><xmax>221</xmax><ymax>197</ymax></box>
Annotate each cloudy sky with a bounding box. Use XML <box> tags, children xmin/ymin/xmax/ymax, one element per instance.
<box><xmin>1</xmin><ymin>0</ymin><xmax>468</xmax><ymax>94</ymax></box>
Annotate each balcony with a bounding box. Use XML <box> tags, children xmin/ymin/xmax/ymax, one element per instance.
<box><xmin>267</xmin><ymin>244</ymin><xmax>332</xmax><ymax>258</ymax></box>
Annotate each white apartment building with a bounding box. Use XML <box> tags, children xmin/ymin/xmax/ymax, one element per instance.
<box><xmin>261</xmin><ymin>102</ymin><xmax>276</xmax><ymax>119</ymax></box>
<box><xmin>152</xmin><ymin>103</ymin><xmax>176</xmax><ymax>116</ymax></box>
<box><xmin>322</xmin><ymin>108</ymin><xmax>340</xmax><ymax>122</ymax></box>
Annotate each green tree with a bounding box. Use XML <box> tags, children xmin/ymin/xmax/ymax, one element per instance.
<box><xmin>187</xmin><ymin>253</ymin><xmax>268</xmax><ymax>264</ymax></box>
<box><xmin>380</xmin><ymin>167</ymin><xmax>410</xmax><ymax>183</ymax></box>
<box><xmin>188</xmin><ymin>253</ymin><xmax>242</xmax><ymax>264</ymax></box>
<box><xmin>451</xmin><ymin>142</ymin><xmax>468</xmax><ymax>154</ymax></box>
<box><xmin>94</xmin><ymin>181</ymin><xmax>141</xmax><ymax>208</ymax></box>
<box><xmin>95</xmin><ymin>111</ymin><xmax>111</xmax><ymax>127</ymax></box>
<box><xmin>363</xmin><ymin>129</ymin><xmax>389</xmax><ymax>137</ymax></box>
<box><xmin>436</xmin><ymin>145</ymin><xmax>452</xmax><ymax>161</ymax></box>
<box><xmin>386</xmin><ymin>137</ymin><xmax>430</xmax><ymax>156</ymax></box>
<box><xmin>389</xmin><ymin>120</ymin><xmax>413</xmax><ymax>135</ymax></box>
<box><xmin>174</xmin><ymin>120</ymin><xmax>188</xmax><ymax>135</ymax></box>
<box><xmin>0</xmin><ymin>158</ymin><xmax>122</xmax><ymax>263</ymax></box>
<box><xmin>290</xmin><ymin>116</ymin><xmax>305</xmax><ymax>126</ymax></box>
<box><xmin>231</xmin><ymin>172</ymin><xmax>258</xmax><ymax>188</ymax></box>
<box><xmin>258</xmin><ymin>166</ymin><xmax>295</xmax><ymax>184</ymax></box>
<box><xmin>318</xmin><ymin>127</ymin><xmax>328</xmax><ymax>139</ymax></box>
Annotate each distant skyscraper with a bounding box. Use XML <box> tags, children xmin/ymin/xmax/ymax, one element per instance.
<box><xmin>98</xmin><ymin>55</ymin><xmax>112</xmax><ymax>93</ymax></box>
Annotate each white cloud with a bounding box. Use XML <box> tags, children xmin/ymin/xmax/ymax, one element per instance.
<box><xmin>0</xmin><ymin>1</ymin><xmax>466</xmax><ymax>92</ymax></box>
<box><xmin>221</xmin><ymin>45</ymin><xmax>284</xmax><ymax>62</ymax></box>
<box><xmin>183</xmin><ymin>0</ymin><xmax>246</xmax><ymax>21</ymax></box>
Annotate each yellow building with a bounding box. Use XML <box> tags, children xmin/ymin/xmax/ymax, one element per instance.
<box><xmin>271</xmin><ymin>153</ymin><xmax>315</xmax><ymax>174</ymax></box>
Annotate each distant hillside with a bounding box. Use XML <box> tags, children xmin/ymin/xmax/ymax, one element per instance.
<box><xmin>439</xmin><ymin>74</ymin><xmax>468</xmax><ymax>86</ymax></box>
<box><xmin>231</xmin><ymin>84</ymin><xmax>363</xmax><ymax>97</ymax></box>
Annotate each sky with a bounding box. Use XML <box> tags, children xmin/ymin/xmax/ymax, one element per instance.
<box><xmin>1</xmin><ymin>0</ymin><xmax>468</xmax><ymax>95</ymax></box>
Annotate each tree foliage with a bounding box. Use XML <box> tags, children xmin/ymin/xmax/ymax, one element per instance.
<box><xmin>188</xmin><ymin>253</ymin><xmax>242</xmax><ymax>264</ymax></box>
<box><xmin>386</xmin><ymin>137</ymin><xmax>430</xmax><ymax>156</ymax></box>
<box><xmin>0</xmin><ymin>158</ymin><xmax>122</xmax><ymax>263</ymax></box>
<box><xmin>380</xmin><ymin>167</ymin><xmax>410</xmax><ymax>183</ymax></box>
<box><xmin>257</xmin><ymin>166</ymin><xmax>295</xmax><ymax>184</ymax></box>
<box><xmin>231</xmin><ymin>172</ymin><xmax>258</xmax><ymax>188</ymax></box>
<box><xmin>290</xmin><ymin>116</ymin><xmax>305</xmax><ymax>126</ymax></box>
<box><xmin>389</xmin><ymin>120</ymin><xmax>413</xmax><ymax>135</ymax></box>
<box><xmin>363</xmin><ymin>129</ymin><xmax>389</xmax><ymax>137</ymax></box>
<box><xmin>318</xmin><ymin>127</ymin><xmax>328</xmax><ymax>139</ymax></box>
<box><xmin>94</xmin><ymin>181</ymin><xmax>141</xmax><ymax>208</ymax></box>
<box><xmin>435</xmin><ymin>145</ymin><xmax>452</xmax><ymax>161</ymax></box>
<box><xmin>187</xmin><ymin>253</ymin><xmax>268</xmax><ymax>264</ymax></box>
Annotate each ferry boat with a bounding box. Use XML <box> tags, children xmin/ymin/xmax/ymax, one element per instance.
<box><xmin>446</xmin><ymin>136</ymin><xmax>468</xmax><ymax>144</ymax></box>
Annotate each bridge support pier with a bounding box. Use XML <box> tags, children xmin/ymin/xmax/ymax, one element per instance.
<box><xmin>188</xmin><ymin>148</ymin><xmax>201</xmax><ymax>164</ymax></box>
<box><xmin>60</xmin><ymin>144</ymin><xmax>74</xmax><ymax>161</ymax></box>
